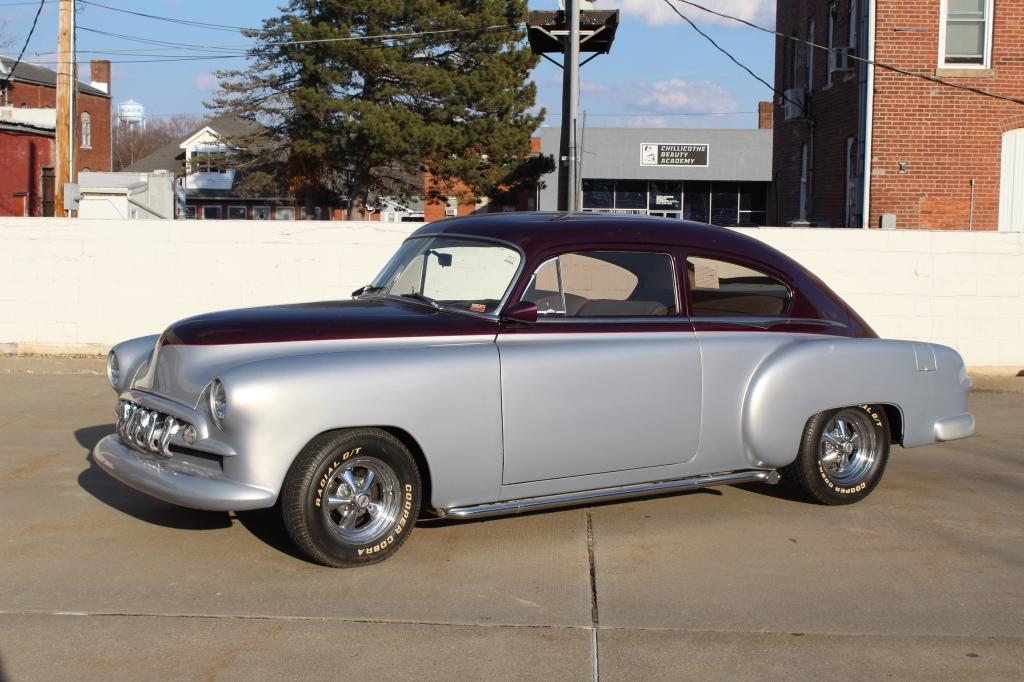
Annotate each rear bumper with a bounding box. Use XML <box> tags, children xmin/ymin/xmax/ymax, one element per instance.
<box><xmin>934</xmin><ymin>413</ymin><xmax>976</xmax><ymax>442</ymax></box>
<box><xmin>93</xmin><ymin>434</ymin><xmax>276</xmax><ymax>512</ymax></box>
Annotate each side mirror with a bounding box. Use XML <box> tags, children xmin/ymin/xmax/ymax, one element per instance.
<box><xmin>501</xmin><ymin>301</ymin><xmax>538</xmax><ymax>324</ymax></box>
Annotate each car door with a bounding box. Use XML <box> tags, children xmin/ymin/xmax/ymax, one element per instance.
<box><xmin>497</xmin><ymin>249</ymin><xmax>702</xmax><ymax>485</ymax></box>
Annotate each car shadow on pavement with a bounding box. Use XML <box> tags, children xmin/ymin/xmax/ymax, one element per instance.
<box><xmin>233</xmin><ymin>508</ymin><xmax>314</xmax><ymax>563</ymax></box>
<box><xmin>75</xmin><ymin>424</ymin><xmax>233</xmax><ymax>531</ymax></box>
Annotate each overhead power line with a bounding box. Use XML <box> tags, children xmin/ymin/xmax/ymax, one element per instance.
<box><xmin>659</xmin><ymin>0</ymin><xmax>805</xmax><ymax>115</ymax></box>
<box><xmin>31</xmin><ymin>23</ymin><xmax>521</xmax><ymax>61</ymax></box>
<box><xmin>672</xmin><ymin>0</ymin><xmax>1024</xmax><ymax>107</ymax></box>
<box><xmin>78</xmin><ymin>0</ymin><xmax>254</xmax><ymax>32</ymax></box>
<box><xmin>0</xmin><ymin>0</ymin><xmax>46</xmax><ymax>91</ymax></box>
<box><xmin>546</xmin><ymin>111</ymin><xmax>755</xmax><ymax>117</ymax></box>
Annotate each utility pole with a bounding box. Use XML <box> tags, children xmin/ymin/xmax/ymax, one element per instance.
<box><xmin>556</xmin><ymin>0</ymin><xmax>581</xmax><ymax>213</ymax></box>
<box><xmin>526</xmin><ymin>6</ymin><xmax>617</xmax><ymax>212</ymax></box>
<box><xmin>54</xmin><ymin>0</ymin><xmax>75</xmax><ymax>216</ymax></box>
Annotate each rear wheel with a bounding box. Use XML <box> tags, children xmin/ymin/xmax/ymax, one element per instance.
<box><xmin>784</xmin><ymin>405</ymin><xmax>890</xmax><ymax>505</ymax></box>
<box><xmin>281</xmin><ymin>429</ymin><xmax>421</xmax><ymax>567</ymax></box>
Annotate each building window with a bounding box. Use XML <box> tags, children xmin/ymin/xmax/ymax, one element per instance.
<box><xmin>183</xmin><ymin>206</ymin><xmax>197</xmax><ymax>219</ymax></box>
<box><xmin>848</xmin><ymin>0</ymin><xmax>858</xmax><ymax>48</ymax></box>
<box><xmin>845</xmin><ymin>137</ymin><xmax>858</xmax><ymax>227</ymax></box>
<box><xmin>228</xmin><ymin>206</ymin><xmax>247</xmax><ymax>220</ymax></box>
<box><xmin>80</xmin><ymin>112</ymin><xmax>91</xmax><ymax>149</ymax></box>
<box><xmin>806</xmin><ymin>18</ymin><xmax>815</xmax><ymax>90</ymax></box>
<box><xmin>191</xmin><ymin>151</ymin><xmax>227</xmax><ymax>173</ymax></box>
<box><xmin>826</xmin><ymin>3</ymin><xmax>836</xmax><ymax>87</ymax></box>
<box><xmin>253</xmin><ymin>205</ymin><xmax>270</xmax><ymax>220</ymax></box>
<box><xmin>940</xmin><ymin>0</ymin><xmax>993</xmax><ymax>67</ymax></box>
<box><xmin>202</xmin><ymin>205</ymin><xmax>222</xmax><ymax>220</ymax></box>
<box><xmin>275</xmin><ymin>206</ymin><xmax>295</xmax><ymax>220</ymax></box>
<box><xmin>800</xmin><ymin>144</ymin><xmax>810</xmax><ymax>221</ymax></box>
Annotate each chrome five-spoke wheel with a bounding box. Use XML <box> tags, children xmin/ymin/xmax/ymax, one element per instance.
<box><xmin>321</xmin><ymin>456</ymin><xmax>403</xmax><ymax>545</ymax></box>
<box><xmin>282</xmin><ymin>428</ymin><xmax>422</xmax><ymax>567</ymax></box>
<box><xmin>785</xmin><ymin>404</ymin><xmax>891</xmax><ymax>505</ymax></box>
<box><xmin>818</xmin><ymin>408</ymin><xmax>880</xmax><ymax>488</ymax></box>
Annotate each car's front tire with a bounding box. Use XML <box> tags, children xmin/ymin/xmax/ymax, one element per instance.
<box><xmin>281</xmin><ymin>429</ymin><xmax>421</xmax><ymax>567</ymax></box>
<box><xmin>784</xmin><ymin>405</ymin><xmax>890</xmax><ymax>505</ymax></box>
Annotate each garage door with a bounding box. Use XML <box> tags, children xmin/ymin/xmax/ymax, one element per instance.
<box><xmin>1000</xmin><ymin>128</ymin><xmax>1024</xmax><ymax>232</ymax></box>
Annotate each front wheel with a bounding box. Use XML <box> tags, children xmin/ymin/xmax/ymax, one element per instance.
<box><xmin>784</xmin><ymin>405</ymin><xmax>890</xmax><ymax>505</ymax></box>
<box><xmin>281</xmin><ymin>429</ymin><xmax>421</xmax><ymax>567</ymax></box>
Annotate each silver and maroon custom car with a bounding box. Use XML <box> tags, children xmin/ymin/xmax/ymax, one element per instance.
<box><xmin>96</xmin><ymin>213</ymin><xmax>975</xmax><ymax>567</ymax></box>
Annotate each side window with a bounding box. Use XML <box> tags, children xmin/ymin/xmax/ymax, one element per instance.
<box><xmin>686</xmin><ymin>257</ymin><xmax>792</xmax><ymax>317</ymax></box>
<box><xmin>522</xmin><ymin>251</ymin><xmax>677</xmax><ymax>317</ymax></box>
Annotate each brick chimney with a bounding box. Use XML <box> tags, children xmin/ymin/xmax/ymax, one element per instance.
<box><xmin>758</xmin><ymin>101</ymin><xmax>773</xmax><ymax>129</ymax></box>
<box><xmin>90</xmin><ymin>60</ymin><xmax>111</xmax><ymax>95</ymax></box>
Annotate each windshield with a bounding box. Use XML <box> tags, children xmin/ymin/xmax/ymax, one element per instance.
<box><xmin>368</xmin><ymin>236</ymin><xmax>522</xmax><ymax>315</ymax></box>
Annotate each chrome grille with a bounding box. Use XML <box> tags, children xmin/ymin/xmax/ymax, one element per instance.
<box><xmin>115</xmin><ymin>400</ymin><xmax>188</xmax><ymax>457</ymax></box>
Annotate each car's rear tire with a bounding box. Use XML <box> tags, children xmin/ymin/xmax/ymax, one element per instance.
<box><xmin>784</xmin><ymin>405</ymin><xmax>890</xmax><ymax>505</ymax></box>
<box><xmin>281</xmin><ymin>429</ymin><xmax>421</xmax><ymax>567</ymax></box>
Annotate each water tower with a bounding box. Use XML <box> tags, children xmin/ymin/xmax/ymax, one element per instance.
<box><xmin>118</xmin><ymin>99</ymin><xmax>146</xmax><ymax>129</ymax></box>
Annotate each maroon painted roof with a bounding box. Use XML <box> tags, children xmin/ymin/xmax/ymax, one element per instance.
<box><xmin>413</xmin><ymin>213</ymin><xmax>876</xmax><ymax>338</ymax></box>
<box><xmin>412</xmin><ymin>212</ymin><xmax>742</xmax><ymax>249</ymax></box>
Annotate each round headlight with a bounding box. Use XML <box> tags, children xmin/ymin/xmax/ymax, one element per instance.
<box><xmin>106</xmin><ymin>350</ymin><xmax>120</xmax><ymax>389</ymax></box>
<box><xmin>209</xmin><ymin>379</ymin><xmax>227</xmax><ymax>426</ymax></box>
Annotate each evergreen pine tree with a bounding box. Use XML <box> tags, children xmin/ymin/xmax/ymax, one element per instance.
<box><xmin>211</xmin><ymin>0</ymin><xmax>550</xmax><ymax>218</ymax></box>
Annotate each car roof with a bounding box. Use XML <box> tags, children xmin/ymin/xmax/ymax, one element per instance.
<box><xmin>410</xmin><ymin>212</ymin><xmax>777</xmax><ymax>260</ymax></box>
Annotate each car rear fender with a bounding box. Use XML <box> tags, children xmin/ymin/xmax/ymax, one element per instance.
<box><xmin>741</xmin><ymin>338</ymin><xmax>971</xmax><ymax>468</ymax></box>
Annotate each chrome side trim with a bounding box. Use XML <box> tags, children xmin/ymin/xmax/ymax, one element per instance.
<box><xmin>441</xmin><ymin>469</ymin><xmax>780</xmax><ymax>519</ymax></box>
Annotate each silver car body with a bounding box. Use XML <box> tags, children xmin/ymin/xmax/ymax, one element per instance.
<box><xmin>94</xmin><ymin>214</ymin><xmax>975</xmax><ymax>517</ymax></box>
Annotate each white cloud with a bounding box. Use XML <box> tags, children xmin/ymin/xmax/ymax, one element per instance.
<box><xmin>194</xmin><ymin>72</ymin><xmax>219</xmax><ymax>91</ymax></box>
<box><xmin>631</xmin><ymin>78</ymin><xmax>737</xmax><ymax>114</ymax></box>
<box><xmin>594</xmin><ymin>0</ymin><xmax>774</xmax><ymax>28</ymax></box>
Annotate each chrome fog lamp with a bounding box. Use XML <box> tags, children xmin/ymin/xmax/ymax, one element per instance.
<box><xmin>106</xmin><ymin>350</ymin><xmax>120</xmax><ymax>388</ymax></box>
<box><xmin>209</xmin><ymin>379</ymin><xmax>228</xmax><ymax>427</ymax></box>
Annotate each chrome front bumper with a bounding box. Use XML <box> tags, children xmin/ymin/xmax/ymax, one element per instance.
<box><xmin>93</xmin><ymin>434</ymin><xmax>276</xmax><ymax>512</ymax></box>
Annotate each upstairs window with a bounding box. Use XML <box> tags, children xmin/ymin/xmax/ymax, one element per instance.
<box><xmin>940</xmin><ymin>0</ymin><xmax>993</xmax><ymax>67</ymax></box>
<box><xmin>80</xmin><ymin>112</ymin><xmax>91</xmax><ymax>149</ymax></box>
<box><xmin>191</xmin><ymin>151</ymin><xmax>227</xmax><ymax>173</ymax></box>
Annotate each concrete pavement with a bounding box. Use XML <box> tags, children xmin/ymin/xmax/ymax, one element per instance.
<box><xmin>0</xmin><ymin>357</ymin><xmax>1022</xmax><ymax>680</ymax></box>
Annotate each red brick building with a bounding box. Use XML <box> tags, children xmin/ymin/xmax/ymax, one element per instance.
<box><xmin>773</xmin><ymin>0</ymin><xmax>1024</xmax><ymax>231</ymax></box>
<box><xmin>0</xmin><ymin>57</ymin><xmax>112</xmax><ymax>216</ymax></box>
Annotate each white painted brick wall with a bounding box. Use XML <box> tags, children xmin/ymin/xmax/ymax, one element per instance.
<box><xmin>1</xmin><ymin>219</ymin><xmax>1021</xmax><ymax>367</ymax></box>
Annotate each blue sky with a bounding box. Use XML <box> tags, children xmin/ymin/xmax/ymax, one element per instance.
<box><xmin>0</xmin><ymin>0</ymin><xmax>775</xmax><ymax>129</ymax></box>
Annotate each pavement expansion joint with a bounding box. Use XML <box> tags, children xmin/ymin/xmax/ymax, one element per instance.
<box><xmin>586</xmin><ymin>507</ymin><xmax>600</xmax><ymax>682</ymax></box>
<box><xmin>0</xmin><ymin>609</ymin><xmax>592</xmax><ymax>632</ymax></box>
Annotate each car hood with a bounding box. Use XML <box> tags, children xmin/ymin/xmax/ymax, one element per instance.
<box><xmin>133</xmin><ymin>298</ymin><xmax>498</xmax><ymax>407</ymax></box>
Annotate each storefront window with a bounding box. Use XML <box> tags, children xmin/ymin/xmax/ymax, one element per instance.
<box><xmin>711</xmin><ymin>182</ymin><xmax>739</xmax><ymax>226</ymax></box>
<box><xmin>737</xmin><ymin>182</ymin><xmax>767</xmax><ymax>226</ymax></box>
<box><xmin>614</xmin><ymin>181</ymin><xmax>647</xmax><ymax>210</ymax></box>
<box><xmin>582</xmin><ymin>180</ymin><xmax>614</xmax><ymax>209</ymax></box>
<box><xmin>648</xmin><ymin>182</ymin><xmax>682</xmax><ymax>211</ymax></box>
<box><xmin>683</xmin><ymin>182</ymin><xmax>710</xmax><ymax>223</ymax></box>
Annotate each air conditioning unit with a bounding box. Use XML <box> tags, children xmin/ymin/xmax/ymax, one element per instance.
<box><xmin>444</xmin><ymin>207</ymin><xmax>458</xmax><ymax>216</ymax></box>
<box><xmin>783</xmin><ymin>88</ymin><xmax>807</xmax><ymax>121</ymax></box>
<box><xmin>830</xmin><ymin>47</ymin><xmax>854</xmax><ymax>73</ymax></box>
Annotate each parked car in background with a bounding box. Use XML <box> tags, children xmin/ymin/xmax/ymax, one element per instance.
<box><xmin>96</xmin><ymin>213</ymin><xmax>975</xmax><ymax>566</ymax></box>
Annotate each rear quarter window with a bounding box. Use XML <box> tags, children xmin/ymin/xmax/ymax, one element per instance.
<box><xmin>686</xmin><ymin>257</ymin><xmax>792</xmax><ymax>316</ymax></box>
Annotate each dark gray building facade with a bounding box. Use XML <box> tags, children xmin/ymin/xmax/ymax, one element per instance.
<box><xmin>536</xmin><ymin>126</ymin><xmax>773</xmax><ymax>226</ymax></box>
